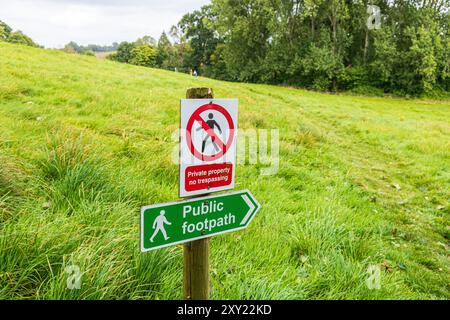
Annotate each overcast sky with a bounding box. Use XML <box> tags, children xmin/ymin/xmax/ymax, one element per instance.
<box><xmin>0</xmin><ymin>0</ymin><xmax>210</xmax><ymax>48</ymax></box>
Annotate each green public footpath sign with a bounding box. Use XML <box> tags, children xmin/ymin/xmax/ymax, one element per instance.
<box><xmin>140</xmin><ymin>190</ymin><xmax>261</xmax><ymax>252</ymax></box>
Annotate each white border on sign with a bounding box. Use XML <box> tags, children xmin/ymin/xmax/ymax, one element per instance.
<box><xmin>140</xmin><ymin>190</ymin><xmax>260</xmax><ymax>252</ymax></box>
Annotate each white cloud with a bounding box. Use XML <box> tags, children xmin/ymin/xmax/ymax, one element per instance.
<box><xmin>0</xmin><ymin>0</ymin><xmax>210</xmax><ymax>48</ymax></box>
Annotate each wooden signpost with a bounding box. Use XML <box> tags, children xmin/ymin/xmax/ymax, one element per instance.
<box><xmin>184</xmin><ymin>87</ymin><xmax>214</xmax><ymax>300</ymax></box>
<box><xmin>140</xmin><ymin>87</ymin><xmax>260</xmax><ymax>300</ymax></box>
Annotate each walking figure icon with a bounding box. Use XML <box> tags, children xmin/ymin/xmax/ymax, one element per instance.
<box><xmin>150</xmin><ymin>210</ymin><xmax>172</xmax><ymax>242</ymax></box>
<box><xmin>196</xmin><ymin>113</ymin><xmax>222</xmax><ymax>153</ymax></box>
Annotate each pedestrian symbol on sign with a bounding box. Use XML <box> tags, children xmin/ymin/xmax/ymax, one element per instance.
<box><xmin>149</xmin><ymin>210</ymin><xmax>172</xmax><ymax>242</ymax></box>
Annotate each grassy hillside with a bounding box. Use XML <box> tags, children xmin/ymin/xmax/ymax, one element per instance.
<box><xmin>0</xmin><ymin>42</ymin><xmax>449</xmax><ymax>299</ymax></box>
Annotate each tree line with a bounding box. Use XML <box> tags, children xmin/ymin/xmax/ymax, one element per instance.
<box><xmin>3</xmin><ymin>0</ymin><xmax>449</xmax><ymax>97</ymax></box>
<box><xmin>104</xmin><ymin>32</ymin><xmax>195</xmax><ymax>72</ymax></box>
<box><xmin>63</xmin><ymin>41</ymin><xmax>119</xmax><ymax>55</ymax></box>
<box><xmin>168</xmin><ymin>0</ymin><xmax>449</xmax><ymax>96</ymax></box>
<box><xmin>98</xmin><ymin>0</ymin><xmax>449</xmax><ymax>96</ymax></box>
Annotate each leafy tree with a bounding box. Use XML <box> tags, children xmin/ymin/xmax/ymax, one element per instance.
<box><xmin>166</xmin><ymin>25</ymin><xmax>197</xmax><ymax>73</ymax></box>
<box><xmin>402</xmin><ymin>26</ymin><xmax>438</xmax><ymax>94</ymax></box>
<box><xmin>303</xmin><ymin>0</ymin><xmax>326</xmax><ymax>40</ymax></box>
<box><xmin>114</xmin><ymin>42</ymin><xmax>136</xmax><ymax>63</ymax></box>
<box><xmin>178</xmin><ymin>4</ymin><xmax>222</xmax><ymax>74</ymax></box>
<box><xmin>369</xmin><ymin>27</ymin><xmax>397</xmax><ymax>89</ymax></box>
<box><xmin>301</xmin><ymin>41</ymin><xmax>337</xmax><ymax>91</ymax></box>
<box><xmin>209</xmin><ymin>43</ymin><xmax>228</xmax><ymax>79</ymax></box>
<box><xmin>213</xmin><ymin>0</ymin><xmax>272</xmax><ymax>82</ymax></box>
<box><xmin>436</xmin><ymin>27</ymin><xmax>450</xmax><ymax>91</ymax></box>
<box><xmin>156</xmin><ymin>32</ymin><xmax>173</xmax><ymax>69</ymax></box>
<box><xmin>130</xmin><ymin>44</ymin><xmax>157</xmax><ymax>67</ymax></box>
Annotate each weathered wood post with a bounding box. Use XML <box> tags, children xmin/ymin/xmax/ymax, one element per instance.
<box><xmin>183</xmin><ymin>87</ymin><xmax>214</xmax><ymax>300</ymax></box>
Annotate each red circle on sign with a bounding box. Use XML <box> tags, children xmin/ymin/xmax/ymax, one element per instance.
<box><xmin>186</xmin><ymin>103</ymin><xmax>234</xmax><ymax>161</ymax></box>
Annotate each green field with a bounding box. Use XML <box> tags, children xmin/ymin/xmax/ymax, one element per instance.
<box><xmin>0</xmin><ymin>42</ymin><xmax>449</xmax><ymax>299</ymax></box>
